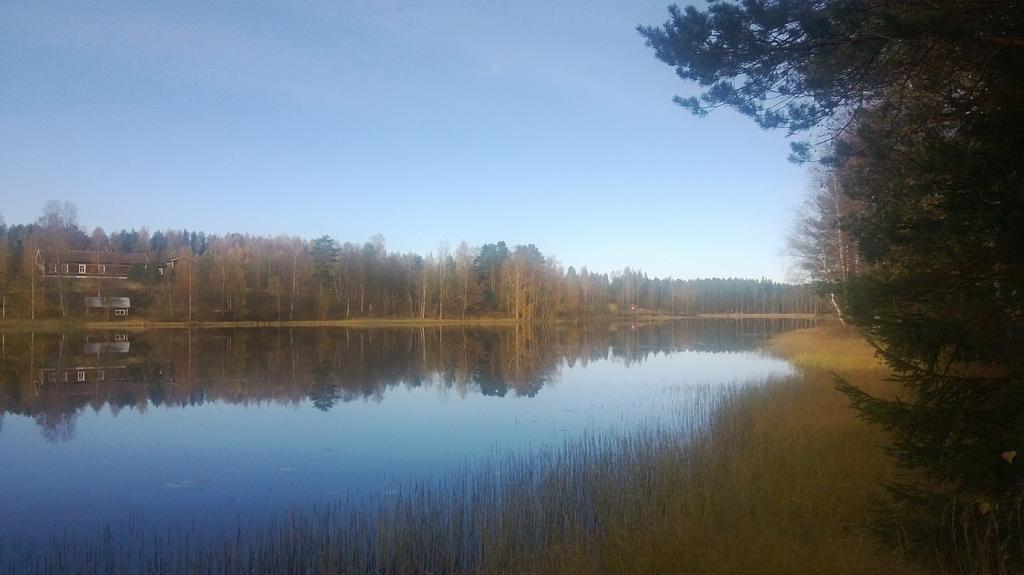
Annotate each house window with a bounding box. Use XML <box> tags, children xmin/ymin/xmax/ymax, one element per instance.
<box><xmin>98</xmin><ymin>371</ymin><xmax>105</xmax><ymax>381</ymax></box>
<box><xmin>114</xmin><ymin>333</ymin><xmax>127</xmax><ymax>342</ymax></box>
<box><xmin>47</xmin><ymin>372</ymin><xmax>56</xmax><ymax>383</ymax></box>
<box><xmin>78</xmin><ymin>264</ymin><xmax>87</xmax><ymax>274</ymax></box>
<box><xmin>114</xmin><ymin>309</ymin><xmax>128</xmax><ymax>316</ymax></box>
<box><xmin>63</xmin><ymin>264</ymin><xmax>69</xmax><ymax>274</ymax></box>
<box><xmin>98</xmin><ymin>265</ymin><xmax>106</xmax><ymax>274</ymax></box>
<box><xmin>77</xmin><ymin>371</ymin><xmax>86</xmax><ymax>382</ymax></box>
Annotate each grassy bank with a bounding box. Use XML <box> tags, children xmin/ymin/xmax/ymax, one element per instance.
<box><xmin>696</xmin><ymin>312</ymin><xmax>822</xmax><ymax>319</ymax></box>
<box><xmin>1</xmin><ymin>326</ymin><xmax>916</xmax><ymax>574</ymax></box>
<box><xmin>534</xmin><ymin>325</ymin><xmax>914</xmax><ymax>574</ymax></box>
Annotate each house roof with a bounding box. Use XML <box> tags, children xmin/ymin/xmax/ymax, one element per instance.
<box><xmin>84</xmin><ymin>296</ymin><xmax>131</xmax><ymax>309</ymax></box>
<box><xmin>163</xmin><ymin>254</ymin><xmax>197</xmax><ymax>264</ymax></box>
<box><xmin>42</xmin><ymin>250</ymin><xmax>150</xmax><ymax>265</ymax></box>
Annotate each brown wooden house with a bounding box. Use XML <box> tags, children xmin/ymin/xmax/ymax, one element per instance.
<box><xmin>36</xmin><ymin>250</ymin><xmax>150</xmax><ymax>279</ymax></box>
<box><xmin>84</xmin><ymin>296</ymin><xmax>132</xmax><ymax>317</ymax></box>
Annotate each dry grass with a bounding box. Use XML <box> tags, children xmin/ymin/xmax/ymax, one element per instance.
<box><xmin>0</xmin><ymin>326</ymin><xmax>924</xmax><ymax>574</ymax></box>
<box><xmin>769</xmin><ymin>325</ymin><xmax>888</xmax><ymax>375</ymax></box>
<box><xmin>533</xmin><ymin>326</ymin><xmax>917</xmax><ymax>574</ymax></box>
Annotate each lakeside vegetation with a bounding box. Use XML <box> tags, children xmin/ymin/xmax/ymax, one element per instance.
<box><xmin>639</xmin><ymin>2</ymin><xmax>1024</xmax><ymax>568</ymax></box>
<box><xmin>0</xmin><ymin>313</ymin><xmax>818</xmax><ymax>333</ymax></box>
<box><xmin>1</xmin><ymin>1</ymin><xmax>1019</xmax><ymax>572</ymax></box>
<box><xmin>1</xmin><ymin>325</ymin><xmax>926</xmax><ymax>574</ymax></box>
<box><xmin>0</xmin><ymin>205</ymin><xmax>822</xmax><ymax>324</ymax></box>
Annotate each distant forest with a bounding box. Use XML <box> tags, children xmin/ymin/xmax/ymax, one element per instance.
<box><xmin>0</xmin><ymin>202</ymin><xmax>821</xmax><ymax>321</ymax></box>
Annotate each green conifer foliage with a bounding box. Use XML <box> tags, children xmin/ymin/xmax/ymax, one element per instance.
<box><xmin>642</xmin><ymin>1</ymin><xmax>1024</xmax><ymax>568</ymax></box>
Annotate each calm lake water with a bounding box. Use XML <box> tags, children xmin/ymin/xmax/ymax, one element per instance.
<box><xmin>0</xmin><ymin>319</ymin><xmax>808</xmax><ymax>545</ymax></box>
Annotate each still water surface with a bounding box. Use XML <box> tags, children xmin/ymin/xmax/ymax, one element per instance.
<box><xmin>0</xmin><ymin>319</ymin><xmax>807</xmax><ymax>543</ymax></box>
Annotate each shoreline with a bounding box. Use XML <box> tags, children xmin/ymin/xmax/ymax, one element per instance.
<box><xmin>0</xmin><ymin>325</ymin><xmax>915</xmax><ymax>574</ymax></box>
<box><xmin>0</xmin><ymin>313</ymin><xmax>830</xmax><ymax>331</ymax></box>
<box><xmin>694</xmin><ymin>312</ymin><xmax>820</xmax><ymax>319</ymax></box>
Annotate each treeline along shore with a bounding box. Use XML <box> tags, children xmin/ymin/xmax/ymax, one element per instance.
<box><xmin>0</xmin><ymin>203</ymin><xmax>824</xmax><ymax>324</ymax></box>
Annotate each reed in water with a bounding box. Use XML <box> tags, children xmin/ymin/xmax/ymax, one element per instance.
<box><xmin>2</xmin><ymin>328</ymin><xmax>920</xmax><ymax>574</ymax></box>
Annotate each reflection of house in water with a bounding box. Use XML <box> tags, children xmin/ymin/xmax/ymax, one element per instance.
<box><xmin>4</xmin><ymin>332</ymin><xmax>165</xmax><ymax>442</ymax></box>
<box><xmin>4</xmin><ymin>320</ymin><xmax>822</xmax><ymax>442</ymax></box>
<box><xmin>37</xmin><ymin>333</ymin><xmax>142</xmax><ymax>385</ymax></box>
<box><xmin>83</xmin><ymin>329</ymin><xmax>131</xmax><ymax>351</ymax></box>
<box><xmin>40</xmin><ymin>365</ymin><xmax>132</xmax><ymax>384</ymax></box>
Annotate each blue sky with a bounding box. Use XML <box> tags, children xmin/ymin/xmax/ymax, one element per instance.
<box><xmin>0</xmin><ymin>1</ymin><xmax>807</xmax><ymax>281</ymax></box>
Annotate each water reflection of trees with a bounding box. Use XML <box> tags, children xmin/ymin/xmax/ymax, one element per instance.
<box><xmin>0</xmin><ymin>318</ymin><xmax>814</xmax><ymax>440</ymax></box>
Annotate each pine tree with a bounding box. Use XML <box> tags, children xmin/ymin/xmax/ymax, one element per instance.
<box><xmin>642</xmin><ymin>0</ymin><xmax>1024</xmax><ymax>567</ymax></box>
